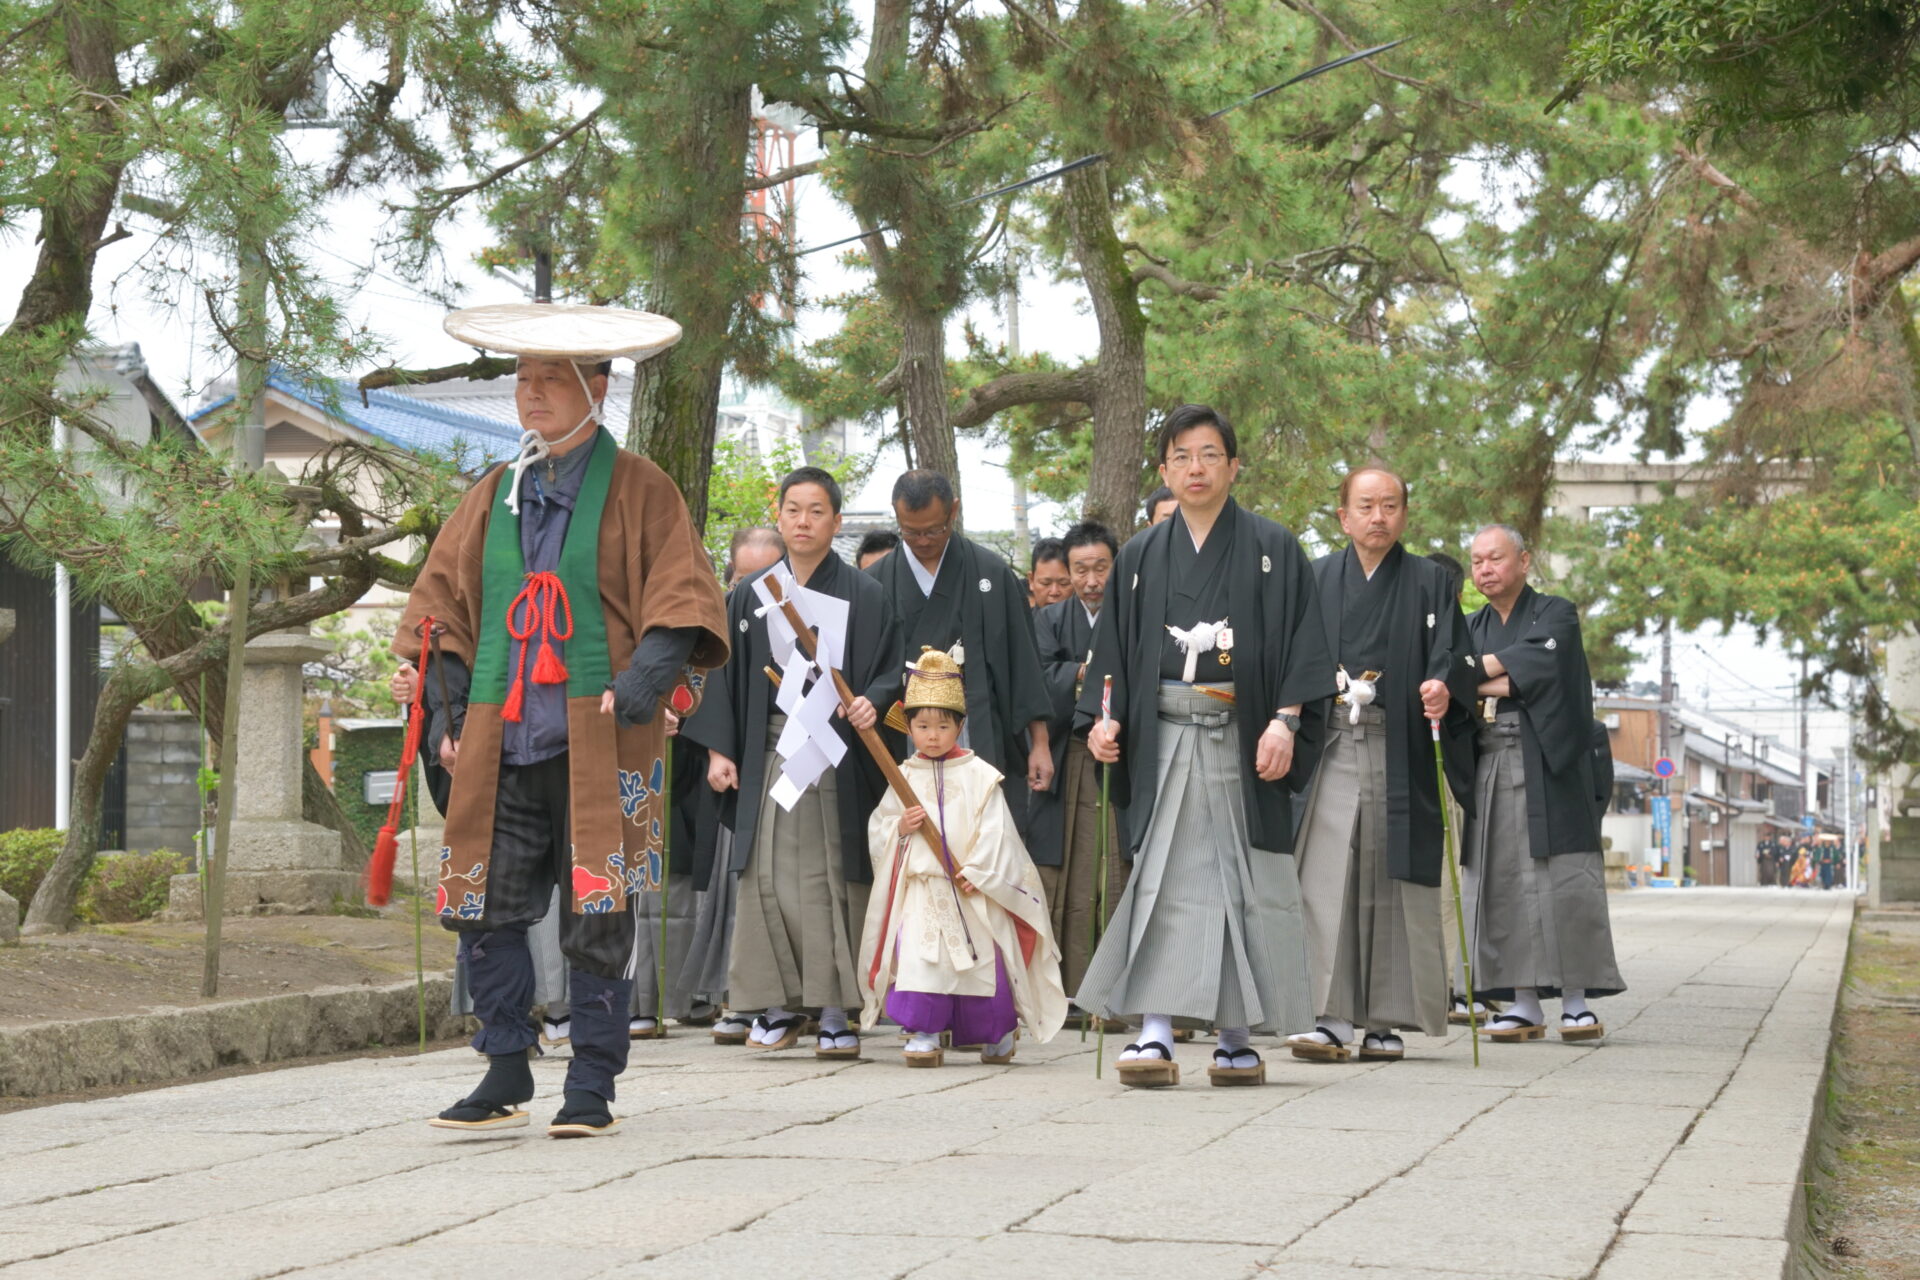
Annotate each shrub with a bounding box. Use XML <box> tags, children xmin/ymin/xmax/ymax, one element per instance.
<box><xmin>0</xmin><ymin>828</ymin><xmax>63</xmax><ymax>905</ymax></box>
<box><xmin>80</xmin><ymin>849</ymin><xmax>190</xmax><ymax>923</ymax></box>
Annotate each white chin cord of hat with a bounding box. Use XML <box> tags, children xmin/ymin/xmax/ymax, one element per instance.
<box><xmin>506</xmin><ymin>362</ymin><xmax>602</xmax><ymax>515</ymax></box>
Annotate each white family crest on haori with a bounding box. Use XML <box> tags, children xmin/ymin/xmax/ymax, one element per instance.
<box><xmin>1166</xmin><ymin>618</ymin><xmax>1229</xmax><ymax>684</ymax></box>
<box><xmin>752</xmin><ymin>564</ymin><xmax>853</xmax><ymax>812</ymax></box>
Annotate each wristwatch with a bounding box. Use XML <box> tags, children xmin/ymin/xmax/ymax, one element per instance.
<box><xmin>1270</xmin><ymin>712</ymin><xmax>1302</xmax><ymax>734</ymax></box>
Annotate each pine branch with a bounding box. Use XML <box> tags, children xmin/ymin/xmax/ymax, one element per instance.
<box><xmin>1130</xmin><ymin>260</ymin><xmax>1226</xmax><ymax>300</ymax></box>
<box><xmin>356</xmin><ymin>354</ymin><xmax>518</xmax><ymax>394</ymax></box>
<box><xmin>408</xmin><ymin>107</ymin><xmax>605</xmax><ymax>220</ymax></box>
<box><xmin>951</xmin><ymin>366</ymin><xmax>1097</xmax><ymax>430</ymax></box>
<box><xmin>1278</xmin><ymin>0</ymin><xmax>1435</xmax><ymax>95</ymax></box>
<box><xmin>744</xmin><ymin>159</ymin><xmax>820</xmax><ymax>192</ymax></box>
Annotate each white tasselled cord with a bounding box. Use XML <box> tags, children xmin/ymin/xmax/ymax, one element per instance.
<box><xmin>1336</xmin><ymin>666</ymin><xmax>1377</xmax><ymax>724</ymax></box>
<box><xmin>505</xmin><ymin>361</ymin><xmax>603</xmax><ymax>515</ymax></box>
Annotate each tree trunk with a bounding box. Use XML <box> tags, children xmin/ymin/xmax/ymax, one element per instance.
<box><xmin>5</xmin><ymin>6</ymin><xmax>124</xmax><ymax>347</ymax></box>
<box><xmin>1060</xmin><ymin>163</ymin><xmax>1148</xmax><ymax>532</ymax></box>
<box><xmin>898</xmin><ymin>305</ymin><xmax>961</xmax><ymax>489</ymax></box>
<box><xmin>623</xmin><ymin>78</ymin><xmax>754</xmax><ymax>536</ymax></box>
<box><xmin>21</xmin><ymin>665</ymin><xmax>150</xmax><ymax>934</ymax></box>
<box><xmin>852</xmin><ymin>0</ymin><xmax>965</xmax><ymax>505</ymax></box>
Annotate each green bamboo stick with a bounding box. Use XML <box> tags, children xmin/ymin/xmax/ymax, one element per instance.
<box><xmin>410</xmin><ymin>815</ymin><xmax>425</xmax><ymax>1053</ymax></box>
<box><xmin>657</xmin><ymin>746</ymin><xmax>671</xmax><ymax>1032</ymax></box>
<box><xmin>1094</xmin><ymin>676</ymin><xmax>1113</xmax><ymax>1080</ymax></box>
<box><xmin>1431</xmin><ymin>718</ymin><xmax>1479</xmax><ymax>1068</ymax></box>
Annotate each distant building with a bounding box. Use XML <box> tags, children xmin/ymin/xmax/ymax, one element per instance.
<box><xmin>2</xmin><ymin>345</ymin><xmax>193</xmax><ymax>838</ymax></box>
<box><xmin>1599</xmin><ymin>693</ymin><xmax>1835</xmax><ymax>886</ymax></box>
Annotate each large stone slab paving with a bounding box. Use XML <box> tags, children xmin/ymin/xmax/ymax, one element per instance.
<box><xmin>0</xmin><ymin>889</ymin><xmax>1851</xmax><ymax>1279</ymax></box>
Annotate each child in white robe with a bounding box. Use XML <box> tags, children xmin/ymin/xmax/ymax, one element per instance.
<box><xmin>859</xmin><ymin>648</ymin><xmax>1068</xmax><ymax>1066</ymax></box>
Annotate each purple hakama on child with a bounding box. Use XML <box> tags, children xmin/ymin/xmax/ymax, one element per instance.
<box><xmin>885</xmin><ymin>947</ymin><xmax>1018</xmax><ymax>1044</ymax></box>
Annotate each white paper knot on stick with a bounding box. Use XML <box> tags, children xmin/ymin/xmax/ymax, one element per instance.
<box><xmin>1166</xmin><ymin>619</ymin><xmax>1226</xmax><ymax>684</ymax></box>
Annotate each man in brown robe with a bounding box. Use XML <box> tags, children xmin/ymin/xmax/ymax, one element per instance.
<box><xmin>398</xmin><ymin>314</ymin><xmax>727</xmax><ymax>1137</ymax></box>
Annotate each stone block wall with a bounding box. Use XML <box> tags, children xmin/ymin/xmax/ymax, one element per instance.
<box><xmin>123</xmin><ymin>709</ymin><xmax>203</xmax><ymax>858</ymax></box>
<box><xmin>1882</xmin><ymin>816</ymin><xmax>1920</xmax><ymax>905</ymax></box>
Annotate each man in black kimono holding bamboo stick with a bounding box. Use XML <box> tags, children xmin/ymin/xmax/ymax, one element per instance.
<box><xmin>1029</xmin><ymin>520</ymin><xmax>1128</xmax><ymax>997</ymax></box>
<box><xmin>1286</xmin><ymin>468</ymin><xmax>1479</xmax><ymax>1064</ymax></box>
<box><xmin>1078</xmin><ymin>404</ymin><xmax>1336</xmax><ymax>1088</ymax></box>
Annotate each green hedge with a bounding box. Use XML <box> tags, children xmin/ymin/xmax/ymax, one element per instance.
<box><xmin>330</xmin><ymin>723</ymin><xmax>416</xmax><ymax>851</ymax></box>
<box><xmin>0</xmin><ymin>830</ymin><xmax>186</xmax><ymax>922</ymax></box>
<box><xmin>0</xmin><ymin>828</ymin><xmax>61</xmax><ymax>905</ymax></box>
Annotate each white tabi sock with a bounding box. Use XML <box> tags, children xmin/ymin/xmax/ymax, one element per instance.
<box><xmin>1119</xmin><ymin>1014</ymin><xmax>1175</xmax><ymax>1061</ymax></box>
<box><xmin>629</xmin><ymin>1017</ymin><xmax>657</xmax><ymax>1033</ymax></box>
<box><xmin>751</xmin><ymin>1005</ymin><xmax>793</xmax><ymax>1045</ymax></box>
<box><xmin>1508</xmin><ymin>988</ymin><xmax>1544</xmax><ymax>1025</ymax></box>
<box><xmin>818</xmin><ymin>1006</ymin><xmax>849</xmax><ymax>1035</ymax></box>
<box><xmin>906</xmin><ymin>1032</ymin><xmax>942</xmax><ymax>1054</ymax></box>
<box><xmin>1318</xmin><ymin>1015</ymin><xmax>1354</xmax><ymax>1044</ymax></box>
<box><xmin>1217</xmin><ymin>1025</ymin><xmax>1258</xmax><ymax>1067</ymax></box>
<box><xmin>1561</xmin><ymin>988</ymin><xmax>1590</xmax><ymax>1019</ymax></box>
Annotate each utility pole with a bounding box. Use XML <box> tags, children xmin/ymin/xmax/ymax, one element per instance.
<box><xmin>1005</xmin><ymin>237</ymin><xmax>1031</xmax><ymax>552</ymax></box>
<box><xmin>1659</xmin><ymin>618</ymin><xmax>1677</xmax><ymax>878</ymax></box>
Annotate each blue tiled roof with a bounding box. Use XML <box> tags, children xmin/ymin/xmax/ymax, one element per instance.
<box><xmin>191</xmin><ymin>371</ymin><xmax>523</xmax><ymax>465</ymax></box>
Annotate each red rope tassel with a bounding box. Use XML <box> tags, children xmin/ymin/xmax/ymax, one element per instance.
<box><xmin>367</xmin><ymin>615</ymin><xmax>434</xmax><ymax>906</ymax></box>
<box><xmin>504</xmin><ymin>572</ymin><xmax>573</xmax><ymax>720</ymax></box>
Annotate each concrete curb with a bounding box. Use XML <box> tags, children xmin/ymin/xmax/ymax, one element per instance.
<box><xmin>1598</xmin><ymin>896</ymin><xmax>1854</xmax><ymax>1279</ymax></box>
<box><xmin>0</xmin><ymin>973</ymin><xmax>466</xmax><ymax>1098</ymax></box>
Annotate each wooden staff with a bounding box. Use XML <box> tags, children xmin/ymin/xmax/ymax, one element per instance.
<box><xmin>762</xmin><ymin>577</ymin><xmax>976</xmax><ymax>957</ymax></box>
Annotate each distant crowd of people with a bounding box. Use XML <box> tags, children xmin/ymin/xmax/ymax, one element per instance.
<box><xmin>1757</xmin><ymin>835</ymin><xmax>1846</xmax><ymax>890</ymax></box>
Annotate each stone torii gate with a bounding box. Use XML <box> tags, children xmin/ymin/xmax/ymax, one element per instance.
<box><xmin>1547</xmin><ymin>459</ymin><xmax>1812</xmax><ymax>523</ymax></box>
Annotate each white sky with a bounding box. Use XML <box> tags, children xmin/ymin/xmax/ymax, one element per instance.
<box><xmin>0</xmin><ymin>69</ymin><xmax>1830</xmax><ymax>740</ymax></box>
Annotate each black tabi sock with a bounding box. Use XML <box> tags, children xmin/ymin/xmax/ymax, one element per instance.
<box><xmin>554</xmin><ymin>1088</ymin><xmax>611</xmax><ymax>1125</ymax></box>
<box><xmin>468</xmin><ymin>1051</ymin><xmax>535</xmax><ymax>1107</ymax></box>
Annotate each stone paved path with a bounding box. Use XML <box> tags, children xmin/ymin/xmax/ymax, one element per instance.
<box><xmin>0</xmin><ymin>889</ymin><xmax>1850</xmax><ymax>1279</ymax></box>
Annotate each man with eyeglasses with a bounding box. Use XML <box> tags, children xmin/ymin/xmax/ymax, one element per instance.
<box><xmin>1078</xmin><ymin>403</ymin><xmax>1335</xmax><ymax>1088</ymax></box>
<box><xmin>867</xmin><ymin>469</ymin><xmax>1056</xmax><ymax>821</ymax></box>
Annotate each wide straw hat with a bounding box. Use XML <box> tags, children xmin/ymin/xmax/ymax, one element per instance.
<box><xmin>442</xmin><ymin>302</ymin><xmax>682</xmax><ymax>362</ymax></box>
<box><xmin>903</xmin><ymin>646</ymin><xmax>967</xmax><ymax>715</ymax></box>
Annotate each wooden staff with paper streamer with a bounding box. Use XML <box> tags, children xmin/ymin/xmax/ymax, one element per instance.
<box><xmin>758</xmin><ymin>576</ymin><xmax>978</xmax><ymax>959</ymax></box>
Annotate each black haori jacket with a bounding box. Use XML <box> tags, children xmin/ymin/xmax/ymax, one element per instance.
<box><xmin>682</xmin><ymin>554</ymin><xmax>903</xmax><ymax>884</ymax></box>
<box><xmin>1309</xmin><ymin>543</ymin><xmax>1481</xmax><ymax>887</ymax></box>
<box><xmin>1025</xmin><ymin>596</ymin><xmax>1098</xmax><ymax>867</ymax></box>
<box><xmin>1465</xmin><ymin>585</ymin><xmax>1603</xmax><ymax>859</ymax></box>
<box><xmin>1075</xmin><ymin>500</ymin><xmax>1337</xmax><ymax>858</ymax></box>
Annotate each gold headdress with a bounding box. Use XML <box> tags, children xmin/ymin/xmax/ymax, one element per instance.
<box><xmin>903</xmin><ymin>645</ymin><xmax>967</xmax><ymax>715</ymax></box>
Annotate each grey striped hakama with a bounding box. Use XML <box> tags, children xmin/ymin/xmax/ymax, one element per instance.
<box><xmin>679</xmin><ymin>826</ymin><xmax>737</xmax><ymax>1005</ymax></box>
<box><xmin>1466</xmin><ymin>709</ymin><xmax>1625</xmax><ymax>1000</ymax></box>
<box><xmin>626</xmin><ymin>872</ymin><xmax>701</xmax><ymax>1019</ymax></box>
<box><xmin>1075</xmin><ymin>683</ymin><xmax>1314</xmax><ymax>1034</ymax></box>
<box><xmin>725</xmin><ymin>715</ymin><xmax>869</xmax><ymax>1014</ymax></box>
<box><xmin>1294</xmin><ymin>704</ymin><xmax>1448</xmax><ymax>1036</ymax></box>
